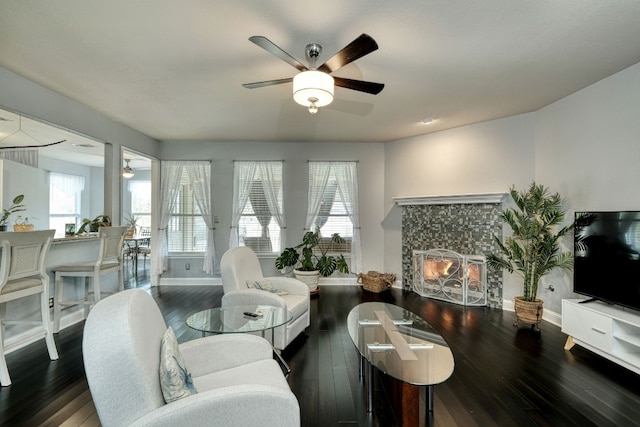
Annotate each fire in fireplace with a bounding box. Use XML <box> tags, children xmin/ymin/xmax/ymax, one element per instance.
<box><xmin>413</xmin><ymin>248</ymin><xmax>487</xmax><ymax>306</ymax></box>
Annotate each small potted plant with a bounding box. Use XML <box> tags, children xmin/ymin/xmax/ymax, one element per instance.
<box><xmin>76</xmin><ymin>214</ymin><xmax>111</xmax><ymax>234</ymax></box>
<box><xmin>275</xmin><ymin>229</ymin><xmax>350</xmax><ymax>293</ymax></box>
<box><xmin>486</xmin><ymin>182</ymin><xmax>574</xmax><ymax>331</ymax></box>
<box><xmin>1</xmin><ymin>194</ymin><xmax>26</xmax><ymax>231</ymax></box>
<box><xmin>123</xmin><ymin>213</ymin><xmax>139</xmax><ymax>238</ymax></box>
<box><xmin>13</xmin><ymin>215</ymin><xmax>35</xmax><ymax>232</ymax></box>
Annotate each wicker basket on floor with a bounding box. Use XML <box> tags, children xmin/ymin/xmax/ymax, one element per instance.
<box><xmin>357</xmin><ymin>271</ymin><xmax>396</xmax><ymax>293</ymax></box>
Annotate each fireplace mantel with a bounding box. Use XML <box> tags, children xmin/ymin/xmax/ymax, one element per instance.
<box><xmin>393</xmin><ymin>193</ymin><xmax>506</xmax><ymax>206</ymax></box>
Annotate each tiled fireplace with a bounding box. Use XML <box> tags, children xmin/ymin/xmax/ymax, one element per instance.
<box><xmin>395</xmin><ymin>193</ymin><xmax>505</xmax><ymax>309</ymax></box>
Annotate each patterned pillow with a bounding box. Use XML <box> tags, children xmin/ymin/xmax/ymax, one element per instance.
<box><xmin>246</xmin><ymin>279</ymin><xmax>273</xmax><ymax>291</ymax></box>
<box><xmin>159</xmin><ymin>327</ymin><xmax>197</xmax><ymax>403</ymax></box>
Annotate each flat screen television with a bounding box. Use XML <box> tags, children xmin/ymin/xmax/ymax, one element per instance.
<box><xmin>574</xmin><ymin>211</ymin><xmax>640</xmax><ymax>312</ymax></box>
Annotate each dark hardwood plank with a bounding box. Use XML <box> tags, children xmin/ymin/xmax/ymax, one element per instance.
<box><xmin>2</xmin><ymin>273</ymin><xmax>640</xmax><ymax>427</ymax></box>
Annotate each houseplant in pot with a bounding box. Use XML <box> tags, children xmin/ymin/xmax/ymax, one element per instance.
<box><xmin>13</xmin><ymin>215</ymin><xmax>35</xmax><ymax>232</ymax></box>
<box><xmin>76</xmin><ymin>214</ymin><xmax>111</xmax><ymax>234</ymax></box>
<box><xmin>1</xmin><ymin>194</ymin><xmax>26</xmax><ymax>231</ymax></box>
<box><xmin>486</xmin><ymin>182</ymin><xmax>574</xmax><ymax>331</ymax></box>
<box><xmin>123</xmin><ymin>213</ymin><xmax>139</xmax><ymax>238</ymax></box>
<box><xmin>275</xmin><ymin>229</ymin><xmax>350</xmax><ymax>294</ymax></box>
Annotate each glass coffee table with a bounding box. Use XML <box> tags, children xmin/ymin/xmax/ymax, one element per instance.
<box><xmin>187</xmin><ymin>304</ymin><xmax>292</xmax><ymax>374</ymax></box>
<box><xmin>347</xmin><ymin>302</ymin><xmax>454</xmax><ymax>419</ymax></box>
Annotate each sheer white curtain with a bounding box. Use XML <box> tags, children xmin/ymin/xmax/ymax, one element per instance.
<box><xmin>306</xmin><ymin>161</ymin><xmax>361</xmax><ymax>273</ymax></box>
<box><xmin>229</xmin><ymin>162</ymin><xmax>258</xmax><ymax>248</ymax></box>
<box><xmin>259</xmin><ymin>161</ymin><xmax>286</xmax><ymax>250</ymax></box>
<box><xmin>333</xmin><ymin>162</ymin><xmax>361</xmax><ymax>274</ymax></box>
<box><xmin>186</xmin><ymin>161</ymin><xmax>215</xmax><ymax>274</ymax></box>
<box><xmin>304</xmin><ymin>162</ymin><xmax>331</xmax><ymax>230</ymax></box>
<box><xmin>155</xmin><ymin>161</ymin><xmax>184</xmax><ymax>275</ymax></box>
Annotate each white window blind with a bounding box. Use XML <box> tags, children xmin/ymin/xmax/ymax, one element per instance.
<box><xmin>168</xmin><ymin>169</ymin><xmax>207</xmax><ymax>253</ymax></box>
<box><xmin>49</xmin><ymin>172</ymin><xmax>84</xmax><ymax>238</ymax></box>
<box><xmin>233</xmin><ymin>161</ymin><xmax>284</xmax><ymax>253</ymax></box>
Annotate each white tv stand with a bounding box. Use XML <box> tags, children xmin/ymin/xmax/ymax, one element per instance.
<box><xmin>562</xmin><ymin>299</ymin><xmax>640</xmax><ymax>375</ymax></box>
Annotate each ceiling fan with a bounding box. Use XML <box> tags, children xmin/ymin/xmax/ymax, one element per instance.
<box><xmin>242</xmin><ymin>34</ymin><xmax>384</xmax><ymax>114</ymax></box>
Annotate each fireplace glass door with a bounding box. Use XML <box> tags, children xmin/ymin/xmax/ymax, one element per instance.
<box><xmin>413</xmin><ymin>249</ymin><xmax>487</xmax><ymax>306</ymax></box>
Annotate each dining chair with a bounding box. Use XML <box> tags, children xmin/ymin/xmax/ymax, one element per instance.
<box><xmin>52</xmin><ymin>226</ymin><xmax>128</xmax><ymax>333</ymax></box>
<box><xmin>137</xmin><ymin>226</ymin><xmax>151</xmax><ymax>265</ymax></box>
<box><xmin>0</xmin><ymin>229</ymin><xmax>58</xmax><ymax>386</ymax></box>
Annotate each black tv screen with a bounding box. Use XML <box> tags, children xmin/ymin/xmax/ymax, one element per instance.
<box><xmin>574</xmin><ymin>211</ymin><xmax>640</xmax><ymax>312</ymax></box>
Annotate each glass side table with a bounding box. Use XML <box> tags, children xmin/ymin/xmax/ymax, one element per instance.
<box><xmin>187</xmin><ymin>304</ymin><xmax>292</xmax><ymax>374</ymax></box>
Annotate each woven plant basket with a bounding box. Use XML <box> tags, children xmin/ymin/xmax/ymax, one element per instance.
<box><xmin>513</xmin><ymin>296</ymin><xmax>544</xmax><ymax>330</ymax></box>
<box><xmin>357</xmin><ymin>271</ymin><xmax>396</xmax><ymax>293</ymax></box>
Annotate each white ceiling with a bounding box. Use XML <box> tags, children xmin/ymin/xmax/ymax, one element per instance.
<box><xmin>0</xmin><ymin>107</ymin><xmax>105</xmax><ymax>166</ymax></box>
<box><xmin>1</xmin><ymin>1</ymin><xmax>640</xmax><ymax>144</ymax></box>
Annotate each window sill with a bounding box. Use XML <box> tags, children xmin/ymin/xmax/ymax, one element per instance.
<box><xmin>168</xmin><ymin>253</ymin><xmax>205</xmax><ymax>258</ymax></box>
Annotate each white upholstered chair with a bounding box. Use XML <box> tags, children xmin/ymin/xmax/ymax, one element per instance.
<box><xmin>0</xmin><ymin>229</ymin><xmax>58</xmax><ymax>387</ymax></box>
<box><xmin>220</xmin><ymin>246</ymin><xmax>310</xmax><ymax>350</ymax></box>
<box><xmin>83</xmin><ymin>288</ymin><xmax>300</xmax><ymax>427</ymax></box>
<box><xmin>53</xmin><ymin>226</ymin><xmax>127</xmax><ymax>332</ymax></box>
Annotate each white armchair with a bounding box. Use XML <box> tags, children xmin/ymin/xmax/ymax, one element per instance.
<box><xmin>220</xmin><ymin>246</ymin><xmax>310</xmax><ymax>350</ymax></box>
<box><xmin>83</xmin><ymin>289</ymin><xmax>300</xmax><ymax>427</ymax></box>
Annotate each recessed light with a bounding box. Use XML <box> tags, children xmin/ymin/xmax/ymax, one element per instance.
<box><xmin>420</xmin><ymin>117</ymin><xmax>434</xmax><ymax>125</ymax></box>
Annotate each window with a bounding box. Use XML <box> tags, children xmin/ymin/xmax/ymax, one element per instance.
<box><xmin>167</xmin><ymin>169</ymin><xmax>207</xmax><ymax>253</ymax></box>
<box><xmin>306</xmin><ymin>161</ymin><xmax>361</xmax><ymax>273</ymax></box>
<box><xmin>49</xmin><ymin>172</ymin><xmax>84</xmax><ymax>238</ymax></box>
<box><xmin>128</xmin><ymin>181</ymin><xmax>151</xmax><ymax>228</ymax></box>
<box><xmin>231</xmin><ymin>161</ymin><xmax>284</xmax><ymax>253</ymax></box>
<box><xmin>307</xmin><ymin>162</ymin><xmax>356</xmax><ymax>252</ymax></box>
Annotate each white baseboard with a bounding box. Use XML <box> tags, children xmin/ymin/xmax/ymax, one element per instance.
<box><xmin>502</xmin><ymin>299</ymin><xmax>561</xmax><ymax>327</ymax></box>
<box><xmin>158</xmin><ymin>276</ymin><xmax>372</xmax><ymax>287</ymax></box>
<box><xmin>317</xmin><ymin>277</ymin><xmax>359</xmax><ymax>286</ymax></box>
<box><xmin>159</xmin><ymin>277</ymin><xmax>221</xmax><ymax>286</ymax></box>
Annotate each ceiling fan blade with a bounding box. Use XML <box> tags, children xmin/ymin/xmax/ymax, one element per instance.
<box><xmin>333</xmin><ymin>77</ymin><xmax>384</xmax><ymax>95</ymax></box>
<box><xmin>317</xmin><ymin>34</ymin><xmax>379</xmax><ymax>73</ymax></box>
<box><xmin>242</xmin><ymin>78</ymin><xmax>293</xmax><ymax>89</ymax></box>
<box><xmin>249</xmin><ymin>36</ymin><xmax>308</xmax><ymax>72</ymax></box>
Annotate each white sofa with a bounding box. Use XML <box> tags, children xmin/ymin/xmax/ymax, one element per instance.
<box><xmin>220</xmin><ymin>246</ymin><xmax>310</xmax><ymax>350</ymax></box>
<box><xmin>83</xmin><ymin>289</ymin><xmax>300</xmax><ymax>427</ymax></box>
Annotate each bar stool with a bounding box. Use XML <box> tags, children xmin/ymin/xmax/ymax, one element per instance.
<box><xmin>53</xmin><ymin>226</ymin><xmax>127</xmax><ymax>333</ymax></box>
<box><xmin>0</xmin><ymin>229</ymin><xmax>58</xmax><ymax>387</ymax></box>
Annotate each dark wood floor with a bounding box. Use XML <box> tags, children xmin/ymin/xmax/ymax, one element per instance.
<box><xmin>2</xmin><ymin>262</ymin><xmax>640</xmax><ymax>426</ymax></box>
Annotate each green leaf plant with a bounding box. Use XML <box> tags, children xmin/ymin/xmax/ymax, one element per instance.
<box><xmin>275</xmin><ymin>229</ymin><xmax>350</xmax><ymax>277</ymax></box>
<box><xmin>486</xmin><ymin>183</ymin><xmax>574</xmax><ymax>302</ymax></box>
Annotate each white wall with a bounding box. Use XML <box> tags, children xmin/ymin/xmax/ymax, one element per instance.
<box><xmin>382</xmin><ymin>61</ymin><xmax>640</xmax><ymax>315</ymax></box>
<box><xmin>383</xmin><ymin>114</ymin><xmax>536</xmax><ymax>276</ymax></box>
<box><xmin>0</xmin><ymin>66</ymin><xmax>160</xmax><ymax>221</ymax></box>
<box><xmin>159</xmin><ymin>140</ymin><xmax>386</xmax><ymax>277</ymax></box>
<box><xmin>533</xmin><ymin>61</ymin><xmax>640</xmax><ymax>313</ymax></box>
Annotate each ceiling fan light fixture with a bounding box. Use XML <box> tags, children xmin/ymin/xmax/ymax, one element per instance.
<box><xmin>293</xmin><ymin>70</ymin><xmax>334</xmax><ymax>112</ymax></box>
<box><xmin>122</xmin><ymin>159</ymin><xmax>135</xmax><ymax>179</ymax></box>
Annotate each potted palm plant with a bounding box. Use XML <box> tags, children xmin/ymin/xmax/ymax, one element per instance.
<box><xmin>275</xmin><ymin>229</ymin><xmax>350</xmax><ymax>294</ymax></box>
<box><xmin>486</xmin><ymin>182</ymin><xmax>574</xmax><ymax>330</ymax></box>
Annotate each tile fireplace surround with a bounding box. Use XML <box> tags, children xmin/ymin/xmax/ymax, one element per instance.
<box><xmin>395</xmin><ymin>193</ymin><xmax>505</xmax><ymax>309</ymax></box>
